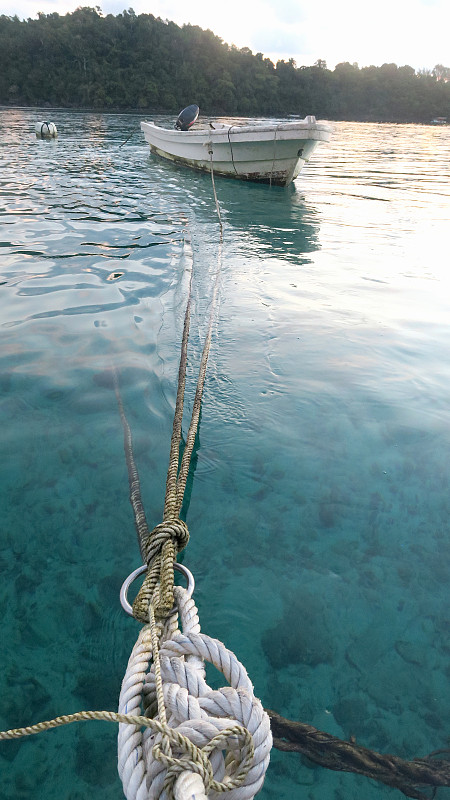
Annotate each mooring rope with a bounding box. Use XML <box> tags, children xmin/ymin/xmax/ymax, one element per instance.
<box><xmin>130</xmin><ymin>211</ymin><xmax>222</xmax><ymax>623</ymax></box>
<box><xmin>0</xmin><ymin>160</ymin><xmax>272</xmax><ymax>800</ymax></box>
<box><xmin>226</xmin><ymin>126</ymin><xmax>239</xmax><ymax>177</ymax></box>
<box><xmin>113</xmin><ymin>366</ymin><xmax>150</xmax><ymax>562</ymax></box>
<box><xmin>208</xmin><ymin>146</ymin><xmax>223</xmax><ymax>232</ymax></box>
<box><xmin>114</xmin><ymin>170</ymin><xmax>271</xmax><ymax>800</ymax></box>
<box><xmin>117</xmin><ymin>586</ymin><xmax>271</xmax><ymax>800</ymax></box>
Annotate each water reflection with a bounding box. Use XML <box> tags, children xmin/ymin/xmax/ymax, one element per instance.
<box><xmin>138</xmin><ymin>155</ymin><xmax>321</xmax><ymax>264</ymax></box>
<box><xmin>1</xmin><ymin>108</ymin><xmax>450</xmax><ymax>800</ymax></box>
<box><xmin>215</xmin><ymin>179</ymin><xmax>320</xmax><ymax>262</ymax></box>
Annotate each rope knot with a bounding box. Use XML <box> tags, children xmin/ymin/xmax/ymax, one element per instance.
<box><xmin>119</xmin><ymin>588</ymin><xmax>272</xmax><ymax>800</ymax></box>
<box><xmin>152</xmin><ymin>722</ymin><xmax>254</xmax><ymax>799</ymax></box>
<box><xmin>142</xmin><ymin>519</ymin><xmax>190</xmax><ymax>565</ymax></box>
<box><xmin>132</xmin><ymin>520</ymin><xmax>190</xmax><ymax>621</ymax></box>
<box><xmin>152</xmin><ymin>727</ymin><xmax>215</xmax><ymax>799</ymax></box>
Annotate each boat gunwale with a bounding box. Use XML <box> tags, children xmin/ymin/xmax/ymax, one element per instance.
<box><xmin>140</xmin><ymin>120</ymin><xmax>333</xmax><ymax>143</ymax></box>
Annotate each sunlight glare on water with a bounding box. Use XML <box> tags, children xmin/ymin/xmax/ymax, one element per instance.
<box><xmin>0</xmin><ymin>109</ymin><xmax>449</xmax><ymax>800</ymax></box>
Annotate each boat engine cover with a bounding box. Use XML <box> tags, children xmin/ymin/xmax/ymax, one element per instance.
<box><xmin>175</xmin><ymin>105</ymin><xmax>199</xmax><ymax>131</ymax></box>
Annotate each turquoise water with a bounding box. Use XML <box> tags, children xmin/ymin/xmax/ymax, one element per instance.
<box><xmin>0</xmin><ymin>108</ymin><xmax>449</xmax><ymax>799</ymax></box>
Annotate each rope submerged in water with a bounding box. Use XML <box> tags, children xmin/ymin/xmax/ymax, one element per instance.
<box><xmin>129</xmin><ymin>206</ymin><xmax>222</xmax><ymax>622</ymax></box>
<box><xmin>112</xmin><ymin>168</ymin><xmax>272</xmax><ymax>800</ymax></box>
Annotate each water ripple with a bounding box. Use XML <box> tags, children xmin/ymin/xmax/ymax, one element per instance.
<box><xmin>0</xmin><ymin>108</ymin><xmax>449</xmax><ymax>800</ymax></box>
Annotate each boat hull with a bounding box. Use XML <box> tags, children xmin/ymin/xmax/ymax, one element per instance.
<box><xmin>140</xmin><ymin>118</ymin><xmax>332</xmax><ymax>186</ymax></box>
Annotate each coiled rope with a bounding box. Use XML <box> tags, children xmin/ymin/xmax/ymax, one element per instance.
<box><xmin>118</xmin><ymin>586</ymin><xmax>271</xmax><ymax>800</ymax></box>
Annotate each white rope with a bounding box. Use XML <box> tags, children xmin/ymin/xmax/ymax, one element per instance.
<box><xmin>118</xmin><ymin>586</ymin><xmax>272</xmax><ymax>800</ymax></box>
<box><xmin>174</xmin><ymin>771</ymin><xmax>207</xmax><ymax>800</ymax></box>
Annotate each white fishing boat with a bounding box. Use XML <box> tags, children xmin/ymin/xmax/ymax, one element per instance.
<box><xmin>141</xmin><ymin>106</ymin><xmax>332</xmax><ymax>186</ymax></box>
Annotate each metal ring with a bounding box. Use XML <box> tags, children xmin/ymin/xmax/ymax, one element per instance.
<box><xmin>120</xmin><ymin>562</ymin><xmax>195</xmax><ymax>618</ymax></box>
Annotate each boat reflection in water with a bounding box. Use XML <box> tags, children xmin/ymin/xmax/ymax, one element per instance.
<box><xmin>212</xmin><ymin>179</ymin><xmax>320</xmax><ymax>264</ymax></box>
<box><xmin>142</xmin><ymin>147</ymin><xmax>321</xmax><ymax>267</ymax></box>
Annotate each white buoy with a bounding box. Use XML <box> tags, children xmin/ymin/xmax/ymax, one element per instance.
<box><xmin>35</xmin><ymin>121</ymin><xmax>58</xmax><ymax>138</ymax></box>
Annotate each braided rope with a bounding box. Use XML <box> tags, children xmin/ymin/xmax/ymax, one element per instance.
<box><xmin>1</xmin><ymin>182</ymin><xmax>268</xmax><ymax>800</ymax></box>
<box><xmin>116</xmin><ymin>209</ymin><xmax>222</xmax><ymax>622</ymax></box>
<box><xmin>0</xmin><ymin>590</ymin><xmax>268</xmax><ymax>799</ymax></box>
<box><xmin>118</xmin><ymin>587</ymin><xmax>272</xmax><ymax>800</ymax></box>
<box><xmin>0</xmin><ymin>708</ymin><xmax>253</xmax><ymax>799</ymax></box>
<box><xmin>114</xmin><ymin>181</ymin><xmax>272</xmax><ymax>799</ymax></box>
<box><xmin>113</xmin><ymin>366</ymin><xmax>150</xmax><ymax>562</ymax></box>
<box><xmin>208</xmin><ymin>147</ymin><xmax>224</xmax><ymax>230</ymax></box>
<box><xmin>132</xmin><ymin>520</ymin><xmax>190</xmax><ymax>620</ymax></box>
<box><xmin>0</xmin><ymin>710</ymin><xmax>177</xmax><ymax>741</ymax></box>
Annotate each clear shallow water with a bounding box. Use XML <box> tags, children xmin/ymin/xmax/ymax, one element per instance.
<box><xmin>0</xmin><ymin>108</ymin><xmax>449</xmax><ymax>799</ymax></box>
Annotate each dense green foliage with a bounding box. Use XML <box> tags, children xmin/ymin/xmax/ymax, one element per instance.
<box><xmin>1</xmin><ymin>6</ymin><xmax>449</xmax><ymax>121</ymax></box>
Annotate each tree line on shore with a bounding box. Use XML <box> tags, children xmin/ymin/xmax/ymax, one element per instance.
<box><xmin>1</xmin><ymin>6</ymin><xmax>449</xmax><ymax>122</ymax></box>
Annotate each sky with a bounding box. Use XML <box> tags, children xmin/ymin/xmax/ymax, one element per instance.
<box><xmin>1</xmin><ymin>0</ymin><xmax>449</xmax><ymax>72</ymax></box>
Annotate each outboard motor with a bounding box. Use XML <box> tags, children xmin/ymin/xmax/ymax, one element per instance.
<box><xmin>175</xmin><ymin>104</ymin><xmax>199</xmax><ymax>131</ymax></box>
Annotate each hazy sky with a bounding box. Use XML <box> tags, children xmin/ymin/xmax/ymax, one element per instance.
<box><xmin>2</xmin><ymin>0</ymin><xmax>449</xmax><ymax>71</ymax></box>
